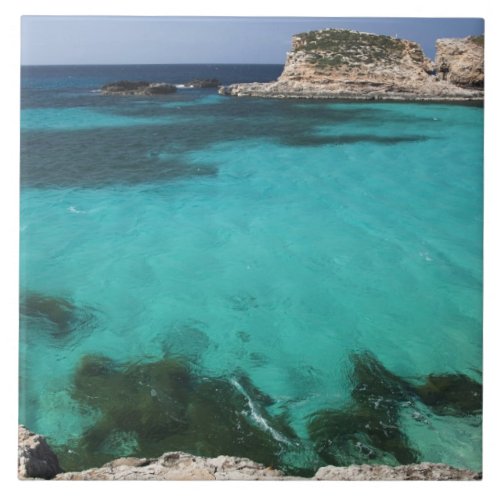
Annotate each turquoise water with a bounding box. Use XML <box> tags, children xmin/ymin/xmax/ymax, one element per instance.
<box><xmin>20</xmin><ymin>67</ymin><xmax>483</xmax><ymax>474</ymax></box>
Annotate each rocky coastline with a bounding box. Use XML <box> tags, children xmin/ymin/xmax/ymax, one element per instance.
<box><xmin>18</xmin><ymin>425</ymin><xmax>481</xmax><ymax>481</ymax></box>
<box><xmin>219</xmin><ymin>30</ymin><xmax>484</xmax><ymax>101</ymax></box>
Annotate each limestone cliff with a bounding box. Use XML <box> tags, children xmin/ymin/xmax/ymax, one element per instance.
<box><xmin>435</xmin><ymin>35</ymin><xmax>484</xmax><ymax>88</ymax></box>
<box><xmin>219</xmin><ymin>29</ymin><xmax>484</xmax><ymax>101</ymax></box>
<box><xmin>19</xmin><ymin>426</ymin><xmax>481</xmax><ymax>481</ymax></box>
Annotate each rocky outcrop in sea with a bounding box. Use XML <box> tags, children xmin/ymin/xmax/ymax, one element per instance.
<box><xmin>184</xmin><ymin>78</ymin><xmax>220</xmax><ymax>88</ymax></box>
<box><xmin>100</xmin><ymin>78</ymin><xmax>221</xmax><ymax>95</ymax></box>
<box><xmin>100</xmin><ymin>81</ymin><xmax>177</xmax><ymax>96</ymax></box>
<box><xmin>219</xmin><ymin>29</ymin><xmax>484</xmax><ymax>101</ymax></box>
<box><xmin>18</xmin><ymin>426</ymin><xmax>481</xmax><ymax>481</ymax></box>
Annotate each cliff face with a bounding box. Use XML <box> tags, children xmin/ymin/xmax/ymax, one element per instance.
<box><xmin>280</xmin><ymin>30</ymin><xmax>433</xmax><ymax>84</ymax></box>
<box><xmin>219</xmin><ymin>29</ymin><xmax>484</xmax><ymax>101</ymax></box>
<box><xmin>435</xmin><ymin>36</ymin><xmax>484</xmax><ymax>88</ymax></box>
<box><xmin>19</xmin><ymin>426</ymin><xmax>481</xmax><ymax>481</ymax></box>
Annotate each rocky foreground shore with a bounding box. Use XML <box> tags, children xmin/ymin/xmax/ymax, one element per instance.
<box><xmin>18</xmin><ymin>426</ymin><xmax>481</xmax><ymax>481</ymax></box>
<box><xmin>219</xmin><ymin>30</ymin><xmax>484</xmax><ymax>101</ymax></box>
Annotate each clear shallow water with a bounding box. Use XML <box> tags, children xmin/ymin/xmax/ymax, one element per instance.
<box><xmin>20</xmin><ymin>65</ymin><xmax>483</xmax><ymax>474</ymax></box>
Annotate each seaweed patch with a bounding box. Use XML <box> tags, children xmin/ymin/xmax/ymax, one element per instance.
<box><xmin>308</xmin><ymin>351</ymin><xmax>482</xmax><ymax>466</ymax></box>
<box><xmin>57</xmin><ymin>354</ymin><xmax>298</xmax><ymax>472</ymax></box>
<box><xmin>20</xmin><ymin>291</ymin><xmax>95</xmax><ymax>339</ymax></box>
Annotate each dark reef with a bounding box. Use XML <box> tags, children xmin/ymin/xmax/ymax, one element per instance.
<box><xmin>308</xmin><ymin>352</ymin><xmax>419</xmax><ymax>466</ymax></box>
<box><xmin>414</xmin><ymin>374</ymin><xmax>482</xmax><ymax>416</ymax></box>
<box><xmin>308</xmin><ymin>351</ymin><xmax>482</xmax><ymax>467</ymax></box>
<box><xmin>56</xmin><ymin>354</ymin><xmax>298</xmax><ymax>473</ymax></box>
<box><xmin>50</xmin><ymin>349</ymin><xmax>481</xmax><ymax>475</ymax></box>
<box><xmin>20</xmin><ymin>291</ymin><xmax>94</xmax><ymax>339</ymax></box>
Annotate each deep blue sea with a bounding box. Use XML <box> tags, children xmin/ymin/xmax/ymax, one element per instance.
<box><xmin>20</xmin><ymin>65</ymin><xmax>483</xmax><ymax>475</ymax></box>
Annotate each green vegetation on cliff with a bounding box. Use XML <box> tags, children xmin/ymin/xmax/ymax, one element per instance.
<box><xmin>293</xmin><ymin>29</ymin><xmax>407</xmax><ymax>68</ymax></box>
<box><xmin>469</xmin><ymin>35</ymin><xmax>484</xmax><ymax>47</ymax></box>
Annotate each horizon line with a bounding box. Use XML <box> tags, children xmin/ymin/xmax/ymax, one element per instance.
<box><xmin>21</xmin><ymin>62</ymin><xmax>286</xmax><ymax>67</ymax></box>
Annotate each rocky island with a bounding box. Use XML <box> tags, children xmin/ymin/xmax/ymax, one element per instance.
<box><xmin>100</xmin><ymin>79</ymin><xmax>221</xmax><ymax>95</ymax></box>
<box><xmin>219</xmin><ymin>29</ymin><xmax>484</xmax><ymax>101</ymax></box>
<box><xmin>100</xmin><ymin>80</ymin><xmax>177</xmax><ymax>96</ymax></box>
<box><xmin>184</xmin><ymin>78</ymin><xmax>220</xmax><ymax>88</ymax></box>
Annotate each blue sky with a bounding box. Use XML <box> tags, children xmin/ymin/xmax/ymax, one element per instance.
<box><xmin>22</xmin><ymin>16</ymin><xmax>484</xmax><ymax>65</ymax></box>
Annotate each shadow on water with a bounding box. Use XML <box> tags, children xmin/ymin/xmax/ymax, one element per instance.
<box><xmin>284</xmin><ymin>134</ymin><xmax>428</xmax><ymax>147</ymax></box>
<box><xmin>21</xmin><ymin>129</ymin><xmax>218</xmax><ymax>188</ymax></box>
<box><xmin>55</xmin><ymin>354</ymin><xmax>302</xmax><ymax>474</ymax></box>
<box><xmin>21</xmin><ymin>96</ymin><xmax>432</xmax><ymax>188</ymax></box>
<box><xmin>308</xmin><ymin>351</ymin><xmax>482</xmax><ymax>467</ymax></box>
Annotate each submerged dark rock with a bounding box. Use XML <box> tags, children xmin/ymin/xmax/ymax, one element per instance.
<box><xmin>309</xmin><ymin>352</ymin><xmax>419</xmax><ymax>466</ymax></box>
<box><xmin>237</xmin><ymin>330</ymin><xmax>251</xmax><ymax>343</ymax></box>
<box><xmin>308</xmin><ymin>351</ymin><xmax>483</xmax><ymax>467</ymax></box>
<box><xmin>175</xmin><ymin>377</ymin><xmax>293</xmax><ymax>467</ymax></box>
<box><xmin>235</xmin><ymin>372</ymin><xmax>275</xmax><ymax>407</ymax></box>
<box><xmin>349</xmin><ymin>351</ymin><xmax>414</xmax><ymax>403</ymax></box>
<box><xmin>414</xmin><ymin>374</ymin><xmax>482</xmax><ymax>416</ymax></box>
<box><xmin>59</xmin><ymin>354</ymin><xmax>297</xmax><ymax>473</ymax></box>
<box><xmin>309</xmin><ymin>408</ymin><xmax>419</xmax><ymax>466</ymax></box>
<box><xmin>101</xmin><ymin>81</ymin><xmax>177</xmax><ymax>96</ymax></box>
<box><xmin>20</xmin><ymin>291</ymin><xmax>93</xmax><ymax>338</ymax></box>
<box><xmin>50</xmin><ymin>350</ymin><xmax>483</xmax><ymax>474</ymax></box>
<box><xmin>75</xmin><ymin>356</ymin><xmax>191</xmax><ymax>439</ymax></box>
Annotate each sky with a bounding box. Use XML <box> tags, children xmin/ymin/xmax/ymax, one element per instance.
<box><xmin>21</xmin><ymin>16</ymin><xmax>484</xmax><ymax>65</ymax></box>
